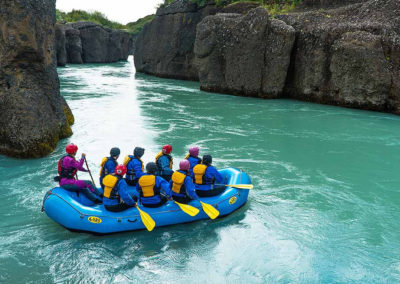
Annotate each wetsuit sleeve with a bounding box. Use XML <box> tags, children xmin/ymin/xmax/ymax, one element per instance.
<box><xmin>210</xmin><ymin>166</ymin><xmax>224</xmax><ymax>184</ymax></box>
<box><xmin>133</xmin><ymin>160</ymin><xmax>144</xmax><ymax>178</ymax></box>
<box><xmin>72</xmin><ymin>157</ymin><xmax>87</xmax><ymax>172</ymax></box>
<box><xmin>118</xmin><ymin>181</ymin><xmax>136</xmax><ymax>206</ymax></box>
<box><xmin>157</xmin><ymin>176</ymin><xmax>172</xmax><ymax>198</ymax></box>
<box><xmin>185</xmin><ymin>176</ymin><xmax>199</xmax><ymax>200</ymax></box>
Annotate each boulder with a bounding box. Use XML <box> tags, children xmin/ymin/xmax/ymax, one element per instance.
<box><xmin>65</xmin><ymin>25</ymin><xmax>83</xmax><ymax>64</ymax></box>
<box><xmin>55</xmin><ymin>24</ymin><xmax>67</xmax><ymax>66</ymax></box>
<box><xmin>194</xmin><ymin>8</ymin><xmax>295</xmax><ymax>97</ymax></box>
<box><xmin>0</xmin><ymin>0</ymin><xmax>73</xmax><ymax>158</ymax></box>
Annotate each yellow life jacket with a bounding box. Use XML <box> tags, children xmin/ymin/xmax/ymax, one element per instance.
<box><xmin>138</xmin><ymin>175</ymin><xmax>156</xmax><ymax>197</ymax></box>
<box><xmin>102</xmin><ymin>174</ymin><xmax>120</xmax><ymax>199</ymax></box>
<box><xmin>193</xmin><ymin>164</ymin><xmax>207</xmax><ymax>185</ymax></box>
<box><xmin>171</xmin><ymin>171</ymin><xmax>186</xmax><ymax>194</ymax></box>
<box><xmin>123</xmin><ymin>155</ymin><xmax>144</xmax><ymax>171</ymax></box>
<box><xmin>184</xmin><ymin>153</ymin><xmax>190</xmax><ymax>159</ymax></box>
<box><xmin>100</xmin><ymin>157</ymin><xmax>117</xmax><ymax>177</ymax></box>
<box><xmin>155</xmin><ymin>152</ymin><xmax>173</xmax><ymax>169</ymax></box>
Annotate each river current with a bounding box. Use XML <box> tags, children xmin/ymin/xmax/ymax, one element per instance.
<box><xmin>0</xmin><ymin>58</ymin><xmax>399</xmax><ymax>283</ymax></box>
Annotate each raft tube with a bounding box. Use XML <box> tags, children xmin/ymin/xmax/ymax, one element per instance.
<box><xmin>43</xmin><ymin>168</ymin><xmax>251</xmax><ymax>234</ymax></box>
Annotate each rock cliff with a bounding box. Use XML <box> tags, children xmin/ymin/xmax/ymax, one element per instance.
<box><xmin>0</xmin><ymin>0</ymin><xmax>74</xmax><ymax>158</ymax></box>
<box><xmin>135</xmin><ymin>0</ymin><xmax>400</xmax><ymax>114</ymax></box>
<box><xmin>56</xmin><ymin>22</ymin><xmax>133</xmax><ymax>65</ymax></box>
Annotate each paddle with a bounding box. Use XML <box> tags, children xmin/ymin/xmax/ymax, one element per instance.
<box><xmin>225</xmin><ymin>184</ymin><xmax>253</xmax><ymax>189</ymax></box>
<box><xmin>136</xmin><ymin>204</ymin><xmax>156</xmax><ymax>231</ymax></box>
<box><xmin>199</xmin><ymin>201</ymin><xmax>219</xmax><ymax>220</ymax></box>
<box><xmin>174</xmin><ymin>201</ymin><xmax>199</xmax><ymax>217</ymax></box>
<box><xmin>84</xmin><ymin>157</ymin><xmax>97</xmax><ymax>188</ymax></box>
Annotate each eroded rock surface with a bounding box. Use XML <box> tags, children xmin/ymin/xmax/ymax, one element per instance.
<box><xmin>0</xmin><ymin>0</ymin><xmax>74</xmax><ymax>158</ymax></box>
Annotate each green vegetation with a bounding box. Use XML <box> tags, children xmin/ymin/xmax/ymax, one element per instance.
<box><xmin>56</xmin><ymin>9</ymin><xmax>154</xmax><ymax>36</ymax></box>
<box><xmin>160</xmin><ymin>0</ymin><xmax>303</xmax><ymax>14</ymax></box>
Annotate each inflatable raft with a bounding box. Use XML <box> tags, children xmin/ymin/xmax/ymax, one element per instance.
<box><xmin>42</xmin><ymin>168</ymin><xmax>251</xmax><ymax>234</ymax></box>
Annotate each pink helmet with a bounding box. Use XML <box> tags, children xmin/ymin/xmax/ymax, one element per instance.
<box><xmin>179</xmin><ymin>160</ymin><xmax>190</xmax><ymax>171</ymax></box>
<box><xmin>189</xmin><ymin>146</ymin><xmax>199</xmax><ymax>157</ymax></box>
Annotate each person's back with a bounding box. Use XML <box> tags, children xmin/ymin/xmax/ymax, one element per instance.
<box><xmin>137</xmin><ymin>162</ymin><xmax>172</xmax><ymax>207</ymax></box>
<box><xmin>124</xmin><ymin>147</ymin><xmax>145</xmax><ymax>186</ymax></box>
<box><xmin>103</xmin><ymin>165</ymin><xmax>137</xmax><ymax>212</ymax></box>
<box><xmin>100</xmin><ymin>147</ymin><xmax>120</xmax><ymax>187</ymax></box>
<box><xmin>155</xmin><ymin>144</ymin><xmax>173</xmax><ymax>181</ymax></box>
<box><xmin>193</xmin><ymin>155</ymin><xmax>225</xmax><ymax>197</ymax></box>
<box><xmin>185</xmin><ymin>146</ymin><xmax>201</xmax><ymax>174</ymax></box>
<box><xmin>170</xmin><ymin>160</ymin><xmax>199</xmax><ymax>204</ymax></box>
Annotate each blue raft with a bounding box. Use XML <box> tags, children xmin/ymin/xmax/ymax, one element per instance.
<box><xmin>43</xmin><ymin>168</ymin><xmax>251</xmax><ymax>234</ymax></box>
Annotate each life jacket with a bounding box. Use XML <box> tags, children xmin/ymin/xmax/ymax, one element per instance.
<box><xmin>138</xmin><ymin>175</ymin><xmax>160</xmax><ymax>197</ymax></box>
<box><xmin>102</xmin><ymin>174</ymin><xmax>122</xmax><ymax>199</ymax></box>
<box><xmin>193</xmin><ymin>164</ymin><xmax>213</xmax><ymax>185</ymax></box>
<box><xmin>155</xmin><ymin>152</ymin><xmax>173</xmax><ymax>170</ymax></box>
<box><xmin>57</xmin><ymin>155</ymin><xmax>77</xmax><ymax>179</ymax></box>
<box><xmin>171</xmin><ymin>171</ymin><xmax>187</xmax><ymax>195</ymax></box>
<box><xmin>123</xmin><ymin>155</ymin><xmax>144</xmax><ymax>177</ymax></box>
<box><xmin>100</xmin><ymin>157</ymin><xmax>117</xmax><ymax>178</ymax></box>
<box><xmin>185</xmin><ymin>154</ymin><xmax>201</xmax><ymax>166</ymax></box>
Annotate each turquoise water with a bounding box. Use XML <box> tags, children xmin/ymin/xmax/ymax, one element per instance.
<box><xmin>1</xmin><ymin>58</ymin><xmax>400</xmax><ymax>282</ymax></box>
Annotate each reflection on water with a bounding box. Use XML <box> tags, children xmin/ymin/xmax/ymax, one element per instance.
<box><xmin>0</xmin><ymin>57</ymin><xmax>400</xmax><ymax>282</ymax></box>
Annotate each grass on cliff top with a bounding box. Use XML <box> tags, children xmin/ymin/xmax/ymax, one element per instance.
<box><xmin>56</xmin><ymin>9</ymin><xmax>154</xmax><ymax>36</ymax></box>
<box><xmin>160</xmin><ymin>0</ymin><xmax>302</xmax><ymax>15</ymax></box>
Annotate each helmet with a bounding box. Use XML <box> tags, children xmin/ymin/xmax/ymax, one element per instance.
<box><xmin>66</xmin><ymin>143</ymin><xmax>78</xmax><ymax>155</ymax></box>
<box><xmin>162</xmin><ymin>144</ymin><xmax>172</xmax><ymax>154</ymax></box>
<box><xmin>203</xmin><ymin>154</ymin><xmax>212</xmax><ymax>165</ymax></box>
<box><xmin>189</xmin><ymin>146</ymin><xmax>199</xmax><ymax>157</ymax></box>
<box><xmin>134</xmin><ymin>147</ymin><xmax>145</xmax><ymax>158</ymax></box>
<box><xmin>179</xmin><ymin>160</ymin><xmax>190</xmax><ymax>171</ymax></box>
<box><xmin>115</xmin><ymin>164</ymin><xmax>127</xmax><ymax>176</ymax></box>
<box><xmin>110</xmin><ymin>147</ymin><xmax>120</xmax><ymax>157</ymax></box>
<box><xmin>146</xmin><ymin>162</ymin><xmax>158</xmax><ymax>174</ymax></box>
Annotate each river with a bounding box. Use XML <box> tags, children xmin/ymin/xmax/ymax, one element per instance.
<box><xmin>0</xmin><ymin>57</ymin><xmax>399</xmax><ymax>283</ymax></box>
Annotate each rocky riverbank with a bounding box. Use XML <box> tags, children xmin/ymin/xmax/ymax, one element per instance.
<box><xmin>55</xmin><ymin>22</ymin><xmax>134</xmax><ymax>66</ymax></box>
<box><xmin>0</xmin><ymin>0</ymin><xmax>74</xmax><ymax>158</ymax></box>
<box><xmin>134</xmin><ymin>0</ymin><xmax>400</xmax><ymax>114</ymax></box>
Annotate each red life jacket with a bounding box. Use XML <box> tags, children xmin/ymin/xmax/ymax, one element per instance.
<box><xmin>58</xmin><ymin>155</ymin><xmax>77</xmax><ymax>179</ymax></box>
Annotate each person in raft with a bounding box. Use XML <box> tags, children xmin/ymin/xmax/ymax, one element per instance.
<box><xmin>192</xmin><ymin>154</ymin><xmax>225</xmax><ymax>197</ymax></box>
<box><xmin>136</xmin><ymin>162</ymin><xmax>172</xmax><ymax>208</ymax></box>
<box><xmin>103</xmin><ymin>164</ymin><xmax>137</xmax><ymax>212</ymax></box>
<box><xmin>185</xmin><ymin>146</ymin><xmax>202</xmax><ymax>174</ymax></box>
<box><xmin>170</xmin><ymin>160</ymin><xmax>199</xmax><ymax>204</ymax></box>
<box><xmin>100</xmin><ymin>147</ymin><xmax>120</xmax><ymax>188</ymax></box>
<box><xmin>123</xmin><ymin>147</ymin><xmax>145</xmax><ymax>186</ymax></box>
<box><xmin>55</xmin><ymin>143</ymin><xmax>102</xmax><ymax>203</ymax></box>
<box><xmin>155</xmin><ymin>144</ymin><xmax>174</xmax><ymax>182</ymax></box>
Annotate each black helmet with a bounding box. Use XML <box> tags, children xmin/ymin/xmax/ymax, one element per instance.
<box><xmin>134</xmin><ymin>147</ymin><xmax>145</xmax><ymax>158</ymax></box>
<box><xmin>146</xmin><ymin>162</ymin><xmax>157</xmax><ymax>174</ymax></box>
<box><xmin>110</xmin><ymin>147</ymin><xmax>120</xmax><ymax>157</ymax></box>
<box><xmin>203</xmin><ymin>154</ymin><xmax>212</xmax><ymax>165</ymax></box>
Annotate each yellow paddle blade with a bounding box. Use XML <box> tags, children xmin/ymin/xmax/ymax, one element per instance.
<box><xmin>226</xmin><ymin>184</ymin><xmax>254</xmax><ymax>189</ymax></box>
<box><xmin>200</xmin><ymin>201</ymin><xmax>220</xmax><ymax>220</ymax></box>
<box><xmin>136</xmin><ymin>205</ymin><xmax>156</xmax><ymax>231</ymax></box>
<box><xmin>175</xmin><ymin>201</ymin><xmax>200</xmax><ymax>217</ymax></box>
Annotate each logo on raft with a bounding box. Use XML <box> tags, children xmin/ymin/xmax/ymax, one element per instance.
<box><xmin>88</xmin><ymin>216</ymin><xmax>102</xmax><ymax>224</ymax></box>
<box><xmin>229</xmin><ymin>196</ymin><xmax>237</xmax><ymax>205</ymax></box>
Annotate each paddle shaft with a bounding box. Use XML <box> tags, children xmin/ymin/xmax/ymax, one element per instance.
<box><xmin>84</xmin><ymin>157</ymin><xmax>97</xmax><ymax>188</ymax></box>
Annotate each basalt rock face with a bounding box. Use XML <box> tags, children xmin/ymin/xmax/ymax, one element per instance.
<box><xmin>279</xmin><ymin>0</ymin><xmax>400</xmax><ymax>113</ymax></box>
<box><xmin>194</xmin><ymin>8</ymin><xmax>295</xmax><ymax>97</ymax></box>
<box><xmin>134</xmin><ymin>0</ymin><xmax>221</xmax><ymax>80</ymax></box>
<box><xmin>56</xmin><ymin>22</ymin><xmax>133</xmax><ymax>65</ymax></box>
<box><xmin>55</xmin><ymin>24</ymin><xmax>67</xmax><ymax>66</ymax></box>
<box><xmin>0</xmin><ymin>0</ymin><xmax>73</xmax><ymax>158</ymax></box>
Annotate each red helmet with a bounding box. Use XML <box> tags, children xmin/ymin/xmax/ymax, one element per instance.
<box><xmin>66</xmin><ymin>143</ymin><xmax>78</xmax><ymax>155</ymax></box>
<box><xmin>179</xmin><ymin>160</ymin><xmax>190</xmax><ymax>171</ymax></box>
<box><xmin>162</xmin><ymin>144</ymin><xmax>172</xmax><ymax>154</ymax></box>
<box><xmin>115</xmin><ymin>164</ymin><xmax>127</xmax><ymax>176</ymax></box>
